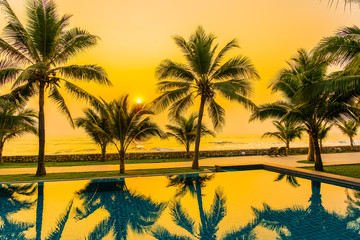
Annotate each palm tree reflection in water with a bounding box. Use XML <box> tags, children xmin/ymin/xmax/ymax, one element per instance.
<box><xmin>152</xmin><ymin>174</ymin><xmax>257</xmax><ymax>240</ymax></box>
<box><xmin>35</xmin><ymin>182</ymin><xmax>74</xmax><ymax>240</ymax></box>
<box><xmin>274</xmin><ymin>174</ymin><xmax>300</xmax><ymax>188</ymax></box>
<box><xmin>0</xmin><ymin>183</ymin><xmax>36</xmax><ymax>239</ymax></box>
<box><xmin>75</xmin><ymin>178</ymin><xmax>166</xmax><ymax>239</ymax></box>
<box><xmin>254</xmin><ymin>180</ymin><xmax>360</xmax><ymax>239</ymax></box>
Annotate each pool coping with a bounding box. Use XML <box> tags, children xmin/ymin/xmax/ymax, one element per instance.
<box><xmin>0</xmin><ymin>169</ymin><xmax>214</xmax><ymax>184</ymax></box>
<box><xmin>215</xmin><ymin>163</ymin><xmax>360</xmax><ymax>189</ymax></box>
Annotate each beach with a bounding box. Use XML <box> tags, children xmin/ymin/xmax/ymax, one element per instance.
<box><xmin>4</xmin><ymin>133</ymin><xmax>359</xmax><ymax>156</ymax></box>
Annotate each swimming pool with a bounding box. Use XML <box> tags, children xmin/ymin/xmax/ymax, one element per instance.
<box><xmin>1</xmin><ymin>170</ymin><xmax>359</xmax><ymax>239</ymax></box>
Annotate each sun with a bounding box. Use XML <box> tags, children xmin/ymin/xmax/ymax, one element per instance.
<box><xmin>136</xmin><ymin>98</ymin><xmax>143</xmax><ymax>104</ymax></box>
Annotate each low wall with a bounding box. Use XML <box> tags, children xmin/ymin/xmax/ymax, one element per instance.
<box><xmin>2</xmin><ymin>145</ymin><xmax>360</xmax><ymax>163</ymax></box>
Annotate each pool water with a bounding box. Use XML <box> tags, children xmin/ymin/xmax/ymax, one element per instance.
<box><xmin>1</xmin><ymin>170</ymin><xmax>360</xmax><ymax>239</ymax></box>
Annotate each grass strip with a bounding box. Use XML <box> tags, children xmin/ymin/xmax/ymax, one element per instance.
<box><xmin>301</xmin><ymin>164</ymin><xmax>360</xmax><ymax>179</ymax></box>
<box><xmin>0</xmin><ymin>158</ymin><xmax>192</xmax><ymax>169</ymax></box>
<box><xmin>0</xmin><ymin>167</ymin><xmax>212</xmax><ymax>183</ymax></box>
<box><xmin>296</xmin><ymin>160</ymin><xmax>314</xmax><ymax>164</ymax></box>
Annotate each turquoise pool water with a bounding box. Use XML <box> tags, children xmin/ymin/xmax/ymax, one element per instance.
<box><xmin>1</xmin><ymin>170</ymin><xmax>360</xmax><ymax>239</ymax></box>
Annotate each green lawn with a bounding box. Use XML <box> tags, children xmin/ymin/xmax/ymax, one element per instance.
<box><xmin>301</xmin><ymin>164</ymin><xmax>360</xmax><ymax>179</ymax></box>
<box><xmin>296</xmin><ymin>160</ymin><xmax>314</xmax><ymax>164</ymax></box>
<box><xmin>0</xmin><ymin>167</ymin><xmax>211</xmax><ymax>183</ymax></box>
<box><xmin>0</xmin><ymin>157</ymin><xmax>192</xmax><ymax>169</ymax></box>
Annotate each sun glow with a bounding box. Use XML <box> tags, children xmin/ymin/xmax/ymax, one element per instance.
<box><xmin>136</xmin><ymin>98</ymin><xmax>143</xmax><ymax>104</ymax></box>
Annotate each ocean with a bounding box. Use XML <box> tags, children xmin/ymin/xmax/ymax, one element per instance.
<box><xmin>3</xmin><ymin>133</ymin><xmax>358</xmax><ymax>156</ymax></box>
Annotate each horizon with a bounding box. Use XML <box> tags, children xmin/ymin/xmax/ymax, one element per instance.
<box><xmin>1</xmin><ymin>0</ymin><xmax>360</xmax><ymax>136</ymax></box>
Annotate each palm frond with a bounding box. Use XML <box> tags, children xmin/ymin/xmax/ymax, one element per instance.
<box><xmin>84</xmin><ymin>219</ymin><xmax>112</xmax><ymax>240</ymax></box>
<box><xmin>222</xmin><ymin>221</ymin><xmax>258</xmax><ymax>240</ymax></box>
<box><xmin>156</xmin><ymin>60</ymin><xmax>195</xmax><ymax>81</ymax></box>
<box><xmin>207</xmin><ymin>189</ymin><xmax>226</xmax><ymax>230</ymax></box>
<box><xmin>48</xmin><ymin>85</ymin><xmax>73</xmax><ymax>127</ymax></box>
<box><xmin>207</xmin><ymin>98</ymin><xmax>225</xmax><ymax>130</ymax></box>
<box><xmin>63</xmin><ymin>80</ymin><xmax>97</xmax><ymax>102</ymax></box>
<box><xmin>214</xmin><ymin>81</ymin><xmax>255</xmax><ymax>110</ymax></box>
<box><xmin>45</xmin><ymin>200</ymin><xmax>73</xmax><ymax>240</ymax></box>
<box><xmin>249</xmin><ymin>102</ymin><xmax>289</xmax><ymax>122</ymax></box>
<box><xmin>209</xmin><ymin>39</ymin><xmax>239</xmax><ymax>75</ymax></box>
<box><xmin>211</xmin><ymin>55</ymin><xmax>259</xmax><ymax>81</ymax></box>
<box><xmin>151</xmin><ymin>226</ymin><xmax>192</xmax><ymax>240</ymax></box>
<box><xmin>0</xmin><ymin>59</ymin><xmax>21</xmax><ymax>85</ymax></box>
<box><xmin>169</xmin><ymin>200</ymin><xmax>196</xmax><ymax>235</ymax></box>
<box><xmin>152</xmin><ymin>87</ymin><xmax>191</xmax><ymax>112</ymax></box>
<box><xmin>168</xmin><ymin>93</ymin><xmax>194</xmax><ymax>120</ymax></box>
<box><xmin>0</xmin><ymin>38</ymin><xmax>33</xmax><ymax>64</ymax></box>
<box><xmin>50</xmin><ymin>27</ymin><xmax>99</xmax><ymax>65</ymax></box>
<box><xmin>25</xmin><ymin>0</ymin><xmax>61</xmax><ymax>59</ymax></box>
<box><xmin>55</xmin><ymin>65</ymin><xmax>111</xmax><ymax>85</ymax></box>
<box><xmin>11</xmin><ymin>63</ymin><xmax>46</xmax><ymax>89</ymax></box>
<box><xmin>1</xmin><ymin>82</ymin><xmax>37</xmax><ymax>105</ymax></box>
<box><xmin>0</xmin><ymin>0</ymin><xmax>40</xmax><ymax>61</ymax></box>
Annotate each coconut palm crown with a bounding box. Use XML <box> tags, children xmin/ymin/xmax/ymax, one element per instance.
<box><xmin>0</xmin><ymin>100</ymin><xmax>37</xmax><ymax>163</ymax></box>
<box><xmin>153</xmin><ymin>26</ymin><xmax>259</xmax><ymax>169</ymax></box>
<box><xmin>166</xmin><ymin>113</ymin><xmax>215</xmax><ymax>158</ymax></box>
<box><xmin>262</xmin><ymin>120</ymin><xmax>304</xmax><ymax>151</ymax></box>
<box><xmin>103</xmin><ymin>95</ymin><xmax>164</xmax><ymax>173</ymax></box>
<box><xmin>336</xmin><ymin>119</ymin><xmax>359</xmax><ymax>149</ymax></box>
<box><xmin>0</xmin><ymin>0</ymin><xmax>111</xmax><ymax>176</ymax></box>
<box><xmin>75</xmin><ymin>100</ymin><xmax>111</xmax><ymax>162</ymax></box>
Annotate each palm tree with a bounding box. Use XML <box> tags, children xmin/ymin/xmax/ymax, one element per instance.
<box><xmin>336</xmin><ymin>119</ymin><xmax>359</xmax><ymax>149</ymax></box>
<box><xmin>153</xmin><ymin>26</ymin><xmax>259</xmax><ymax>169</ymax></box>
<box><xmin>250</xmin><ymin>49</ymin><xmax>355</xmax><ymax>171</ymax></box>
<box><xmin>76</xmin><ymin>178</ymin><xmax>166</xmax><ymax>239</ymax></box>
<box><xmin>318</xmin><ymin>123</ymin><xmax>332</xmax><ymax>151</ymax></box>
<box><xmin>166</xmin><ymin>113</ymin><xmax>215</xmax><ymax>158</ymax></box>
<box><xmin>0</xmin><ymin>0</ymin><xmax>111</xmax><ymax>176</ymax></box>
<box><xmin>75</xmin><ymin>100</ymin><xmax>110</xmax><ymax>161</ymax></box>
<box><xmin>0</xmin><ymin>100</ymin><xmax>37</xmax><ymax>163</ymax></box>
<box><xmin>262</xmin><ymin>120</ymin><xmax>304</xmax><ymax>152</ymax></box>
<box><xmin>103</xmin><ymin>95</ymin><xmax>164</xmax><ymax>173</ymax></box>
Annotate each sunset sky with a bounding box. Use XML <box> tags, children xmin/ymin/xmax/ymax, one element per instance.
<box><xmin>2</xmin><ymin>0</ymin><xmax>360</xmax><ymax>136</ymax></box>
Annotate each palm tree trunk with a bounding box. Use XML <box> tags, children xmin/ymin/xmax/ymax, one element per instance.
<box><xmin>312</xmin><ymin>133</ymin><xmax>323</xmax><ymax>171</ymax></box>
<box><xmin>36</xmin><ymin>81</ymin><xmax>46</xmax><ymax>176</ymax></box>
<box><xmin>186</xmin><ymin>142</ymin><xmax>190</xmax><ymax>158</ymax></box>
<box><xmin>195</xmin><ymin>178</ymin><xmax>206</xmax><ymax>229</ymax></box>
<box><xmin>119</xmin><ymin>149</ymin><xmax>125</xmax><ymax>174</ymax></box>
<box><xmin>286</xmin><ymin>141</ymin><xmax>290</xmax><ymax>154</ymax></box>
<box><xmin>193</xmin><ymin>95</ymin><xmax>206</xmax><ymax>169</ymax></box>
<box><xmin>36</xmin><ymin>182</ymin><xmax>44</xmax><ymax>240</ymax></box>
<box><xmin>320</xmin><ymin>139</ymin><xmax>323</xmax><ymax>152</ymax></box>
<box><xmin>101</xmin><ymin>144</ymin><xmax>106</xmax><ymax>162</ymax></box>
<box><xmin>0</xmin><ymin>143</ymin><xmax>3</xmax><ymax>164</ymax></box>
<box><xmin>308</xmin><ymin>181</ymin><xmax>323</xmax><ymax>213</ymax></box>
<box><xmin>307</xmin><ymin>134</ymin><xmax>315</xmax><ymax>162</ymax></box>
<box><xmin>350</xmin><ymin>136</ymin><xmax>354</xmax><ymax>150</ymax></box>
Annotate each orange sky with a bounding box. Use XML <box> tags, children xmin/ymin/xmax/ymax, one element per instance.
<box><xmin>3</xmin><ymin>0</ymin><xmax>360</xmax><ymax>136</ymax></box>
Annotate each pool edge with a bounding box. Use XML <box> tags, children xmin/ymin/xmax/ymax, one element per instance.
<box><xmin>215</xmin><ymin>163</ymin><xmax>360</xmax><ymax>188</ymax></box>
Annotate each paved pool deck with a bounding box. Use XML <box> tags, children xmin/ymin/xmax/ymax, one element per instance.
<box><xmin>0</xmin><ymin>152</ymin><xmax>360</xmax><ymax>175</ymax></box>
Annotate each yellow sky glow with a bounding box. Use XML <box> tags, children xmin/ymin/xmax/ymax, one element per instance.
<box><xmin>2</xmin><ymin>0</ymin><xmax>360</xmax><ymax>136</ymax></box>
